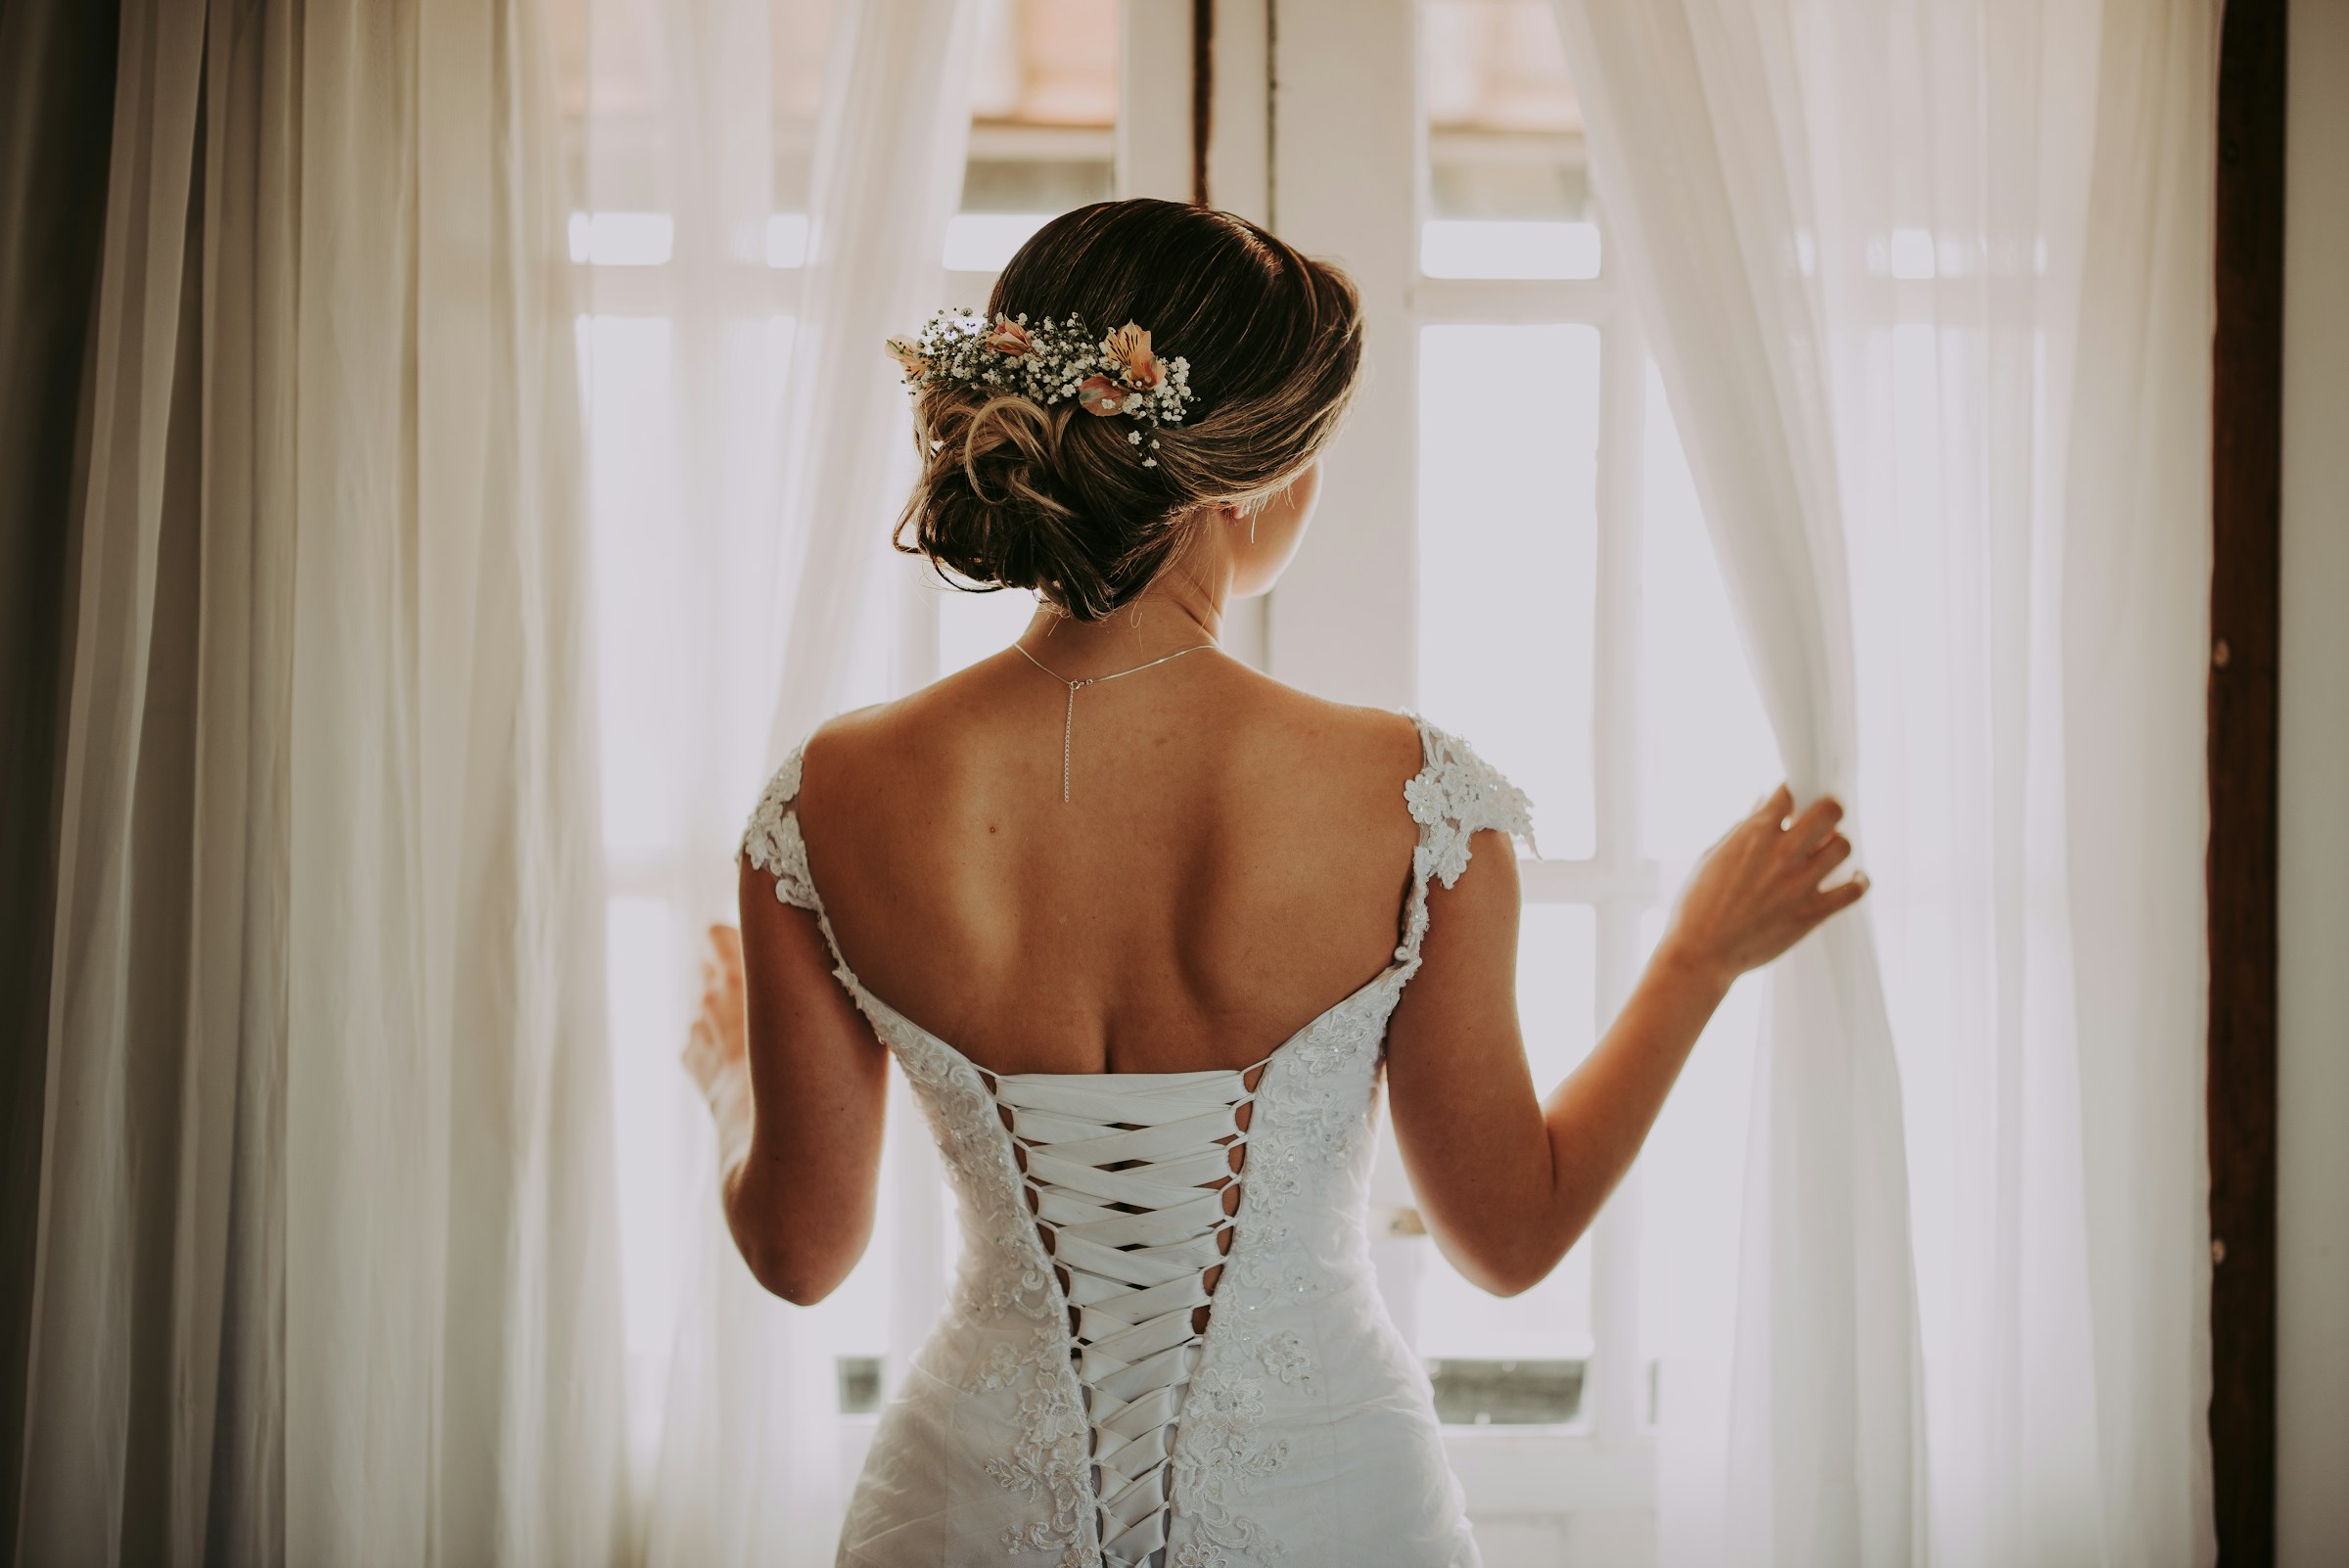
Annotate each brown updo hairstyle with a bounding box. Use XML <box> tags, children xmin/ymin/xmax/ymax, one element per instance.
<box><xmin>893</xmin><ymin>200</ymin><xmax>1363</xmax><ymax>622</ymax></box>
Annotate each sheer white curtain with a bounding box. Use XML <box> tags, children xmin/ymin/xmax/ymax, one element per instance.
<box><xmin>568</xmin><ymin>1</ymin><xmax>977</xmax><ymax>1561</ymax></box>
<box><xmin>16</xmin><ymin>1</ymin><xmax>628</xmax><ymax>1564</ymax></box>
<box><xmin>1548</xmin><ymin>2</ymin><xmax>2218</xmax><ymax>1564</ymax></box>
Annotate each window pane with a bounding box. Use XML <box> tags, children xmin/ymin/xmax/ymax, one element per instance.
<box><xmin>968</xmin><ymin>0</ymin><xmax>1118</xmax><ymax>126</ymax></box>
<box><xmin>1632</xmin><ymin>370</ymin><xmax>1773</xmax><ymax>1435</ymax></box>
<box><xmin>953</xmin><ymin>0</ymin><xmax>1117</xmax><ymax>268</ymax></box>
<box><xmin>584</xmin><ymin>313</ymin><xmax>811</xmax><ymax>858</ymax></box>
<box><xmin>1422</xmin><ymin>219</ymin><xmax>1600</xmax><ymax>281</ymax></box>
<box><xmin>563</xmin><ymin>0</ymin><xmax>834</xmax><ymax>261</ymax></box>
<box><xmin>569</xmin><ymin>211</ymin><xmax>674</xmax><ymax>266</ymax></box>
<box><xmin>836</xmin><ymin>1356</ymin><xmax>885</xmax><ymax>1415</ymax></box>
<box><xmin>769</xmin><ymin>0</ymin><xmax>835</xmax><ymax>211</ymax></box>
<box><xmin>939</xmin><ymin>585</ymin><xmax>1038</xmax><ymax>675</ymax></box>
<box><xmin>1425</xmin><ymin>1359</ymin><xmax>1584</xmax><ymax>1426</ymax></box>
<box><xmin>944</xmin><ymin>212</ymin><xmax>1059</xmax><ymax>272</ymax></box>
<box><xmin>1638</xmin><ymin>362</ymin><xmax>1777</xmax><ymax>862</ymax></box>
<box><xmin>1635</xmin><ymin>907</ymin><xmax>1762</xmax><ymax>1433</ymax></box>
<box><xmin>605</xmin><ymin>895</ymin><xmax>690</xmax><ymax>1374</ymax></box>
<box><xmin>961</xmin><ymin>157</ymin><xmax>1115</xmax><ymax>213</ymax></box>
<box><xmin>584</xmin><ymin>316</ymin><xmax>685</xmax><ymax>856</ymax></box>
<box><xmin>1413</xmin><ymin>905</ymin><xmax>1596</xmax><ymax>1381</ymax></box>
<box><xmin>1417</xmin><ymin>325</ymin><xmax>1599</xmax><ymax>855</ymax></box>
<box><xmin>1419</xmin><ymin>0</ymin><xmax>1601</xmax><ymax>279</ymax></box>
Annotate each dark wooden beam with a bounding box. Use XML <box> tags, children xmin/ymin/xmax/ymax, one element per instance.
<box><xmin>1191</xmin><ymin>0</ymin><xmax>1215</xmax><ymax>206</ymax></box>
<box><xmin>2208</xmin><ymin>0</ymin><xmax>2287</xmax><ymax>1561</ymax></box>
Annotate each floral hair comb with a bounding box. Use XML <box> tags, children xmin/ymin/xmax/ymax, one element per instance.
<box><xmin>885</xmin><ymin>309</ymin><xmax>1195</xmax><ymax>466</ymax></box>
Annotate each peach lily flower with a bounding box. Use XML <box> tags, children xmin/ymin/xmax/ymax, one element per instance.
<box><xmin>884</xmin><ymin>336</ymin><xmax>929</xmax><ymax>379</ymax></box>
<box><xmin>1076</xmin><ymin>376</ymin><xmax>1134</xmax><ymax>417</ymax></box>
<box><xmin>984</xmin><ymin>315</ymin><xmax>1034</xmax><ymax>356</ymax></box>
<box><xmin>1102</xmin><ymin>321</ymin><xmax>1163</xmax><ymax>389</ymax></box>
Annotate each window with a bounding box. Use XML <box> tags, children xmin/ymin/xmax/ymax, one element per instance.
<box><xmin>1270</xmin><ymin>3</ymin><xmax>1776</xmax><ymax>1559</ymax></box>
<box><xmin>568</xmin><ymin>0</ymin><xmax>1773</xmax><ymax>1547</ymax></box>
<box><xmin>947</xmin><ymin>0</ymin><xmax>1119</xmax><ymax>271</ymax></box>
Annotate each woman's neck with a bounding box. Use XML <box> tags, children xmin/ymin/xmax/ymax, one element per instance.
<box><xmin>1014</xmin><ymin>530</ymin><xmax>1233</xmax><ymax>676</ymax></box>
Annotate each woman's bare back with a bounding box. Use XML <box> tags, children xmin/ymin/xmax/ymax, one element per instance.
<box><xmin>705</xmin><ymin>632</ymin><xmax>1857</xmax><ymax>1315</ymax></box>
<box><xmin>792</xmin><ymin>645</ymin><xmax>1426</xmax><ymax>1078</ymax></box>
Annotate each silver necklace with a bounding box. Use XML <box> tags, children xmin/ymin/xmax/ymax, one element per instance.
<box><xmin>1012</xmin><ymin>638</ymin><xmax>1217</xmax><ymax>804</ymax></box>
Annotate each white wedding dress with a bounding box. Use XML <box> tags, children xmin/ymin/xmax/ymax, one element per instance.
<box><xmin>741</xmin><ymin>714</ymin><xmax>1536</xmax><ymax>1568</ymax></box>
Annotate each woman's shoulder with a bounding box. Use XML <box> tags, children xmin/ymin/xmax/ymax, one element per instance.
<box><xmin>789</xmin><ymin>678</ymin><xmax>982</xmax><ymax>774</ymax></box>
<box><xmin>1245</xmin><ymin>681</ymin><xmax>1429</xmax><ymax>786</ymax></box>
<box><xmin>740</xmin><ymin>699</ymin><xmax>907</xmax><ymax>851</ymax></box>
<box><xmin>1237</xmin><ymin>682</ymin><xmax>1532</xmax><ymax>829</ymax></box>
<box><xmin>1230</xmin><ymin>689</ymin><xmax>1537</xmax><ymax>905</ymax></box>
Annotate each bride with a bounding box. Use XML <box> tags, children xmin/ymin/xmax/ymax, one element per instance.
<box><xmin>684</xmin><ymin>198</ymin><xmax>1865</xmax><ymax>1568</ymax></box>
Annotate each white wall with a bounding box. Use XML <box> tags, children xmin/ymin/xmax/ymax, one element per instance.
<box><xmin>2279</xmin><ymin>2</ymin><xmax>2349</xmax><ymax>1561</ymax></box>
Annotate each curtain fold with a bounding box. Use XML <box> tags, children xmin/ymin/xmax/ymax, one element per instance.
<box><xmin>1548</xmin><ymin>1</ymin><xmax>2216</xmax><ymax>1564</ymax></box>
<box><xmin>760</xmin><ymin>0</ymin><xmax>981</xmax><ymax>757</ymax></box>
<box><xmin>562</xmin><ymin>0</ymin><xmax>978</xmax><ymax>1557</ymax></box>
<box><xmin>1543</xmin><ymin>9</ymin><xmax>1923</xmax><ymax>1557</ymax></box>
<box><xmin>14</xmin><ymin>1</ymin><xmax>630</xmax><ymax>1562</ymax></box>
<box><xmin>611</xmin><ymin>3</ymin><xmax>980</xmax><ymax>1562</ymax></box>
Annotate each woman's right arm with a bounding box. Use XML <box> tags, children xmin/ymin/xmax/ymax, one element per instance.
<box><xmin>680</xmin><ymin>857</ymin><xmax>891</xmax><ymax>1307</ymax></box>
<box><xmin>1381</xmin><ymin>785</ymin><xmax>1865</xmax><ymax>1297</ymax></box>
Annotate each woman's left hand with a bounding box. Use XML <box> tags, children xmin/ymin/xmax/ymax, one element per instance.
<box><xmin>684</xmin><ymin>923</ymin><xmax>751</xmax><ymax>1119</ymax></box>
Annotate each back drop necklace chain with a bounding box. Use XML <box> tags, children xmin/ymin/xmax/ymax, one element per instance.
<box><xmin>1012</xmin><ymin>639</ymin><xmax>1216</xmax><ymax>804</ymax></box>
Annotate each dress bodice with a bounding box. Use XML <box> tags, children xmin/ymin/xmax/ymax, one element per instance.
<box><xmin>741</xmin><ymin>715</ymin><xmax>1534</xmax><ymax>1568</ymax></box>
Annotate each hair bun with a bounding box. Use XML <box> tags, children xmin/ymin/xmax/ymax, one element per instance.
<box><xmin>904</xmin><ymin>388</ymin><xmax>1173</xmax><ymax>621</ymax></box>
<box><xmin>892</xmin><ymin>200</ymin><xmax>1362</xmax><ymax>622</ymax></box>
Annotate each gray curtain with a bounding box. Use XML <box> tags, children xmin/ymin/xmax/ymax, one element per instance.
<box><xmin>4</xmin><ymin>2</ymin><xmax>632</xmax><ymax>1561</ymax></box>
<box><xmin>0</xmin><ymin>0</ymin><xmax>120</xmax><ymax>1550</ymax></box>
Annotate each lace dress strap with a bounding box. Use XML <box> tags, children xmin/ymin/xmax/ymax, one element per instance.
<box><xmin>740</xmin><ymin>738</ymin><xmax>820</xmax><ymax>912</ymax></box>
<box><xmin>741</xmin><ymin>732</ymin><xmax>924</xmax><ymax>1043</ymax></box>
<box><xmin>1395</xmin><ymin>715</ymin><xmax>1538</xmax><ymax>972</ymax></box>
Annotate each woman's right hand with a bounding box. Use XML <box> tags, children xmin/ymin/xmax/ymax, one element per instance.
<box><xmin>1657</xmin><ymin>784</ymin><xmax>1868</xmax><ymax>988</ymax></box>
<box><xmin>684</xmin><ymin>924</ymin><xmax>751</xmax><ymax>1118</ymax></box>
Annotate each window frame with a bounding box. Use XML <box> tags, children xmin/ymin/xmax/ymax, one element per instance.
<box><xmin>1265</xmin><ymin>0</ymin><xmax>1661</xmax><ymax>1539</ymax></box>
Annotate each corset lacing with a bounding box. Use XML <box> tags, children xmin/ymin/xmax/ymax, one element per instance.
<box><xmin>986</xmin><ymin>1067</ymin><xmax>1258</xmax><ymax>1568</ymax></box>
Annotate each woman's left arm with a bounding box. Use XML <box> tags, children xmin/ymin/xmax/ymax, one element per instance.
<box><xmin>683</xmin><ymin>866</ymin><xmax>890</xmax><ymax>1306</ymax></box>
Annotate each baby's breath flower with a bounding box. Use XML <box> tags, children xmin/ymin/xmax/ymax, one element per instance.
<box><xmin>881</xmin><ymin>307</ymin><xmax>1198</xmax><ymax>464</ymax></box>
